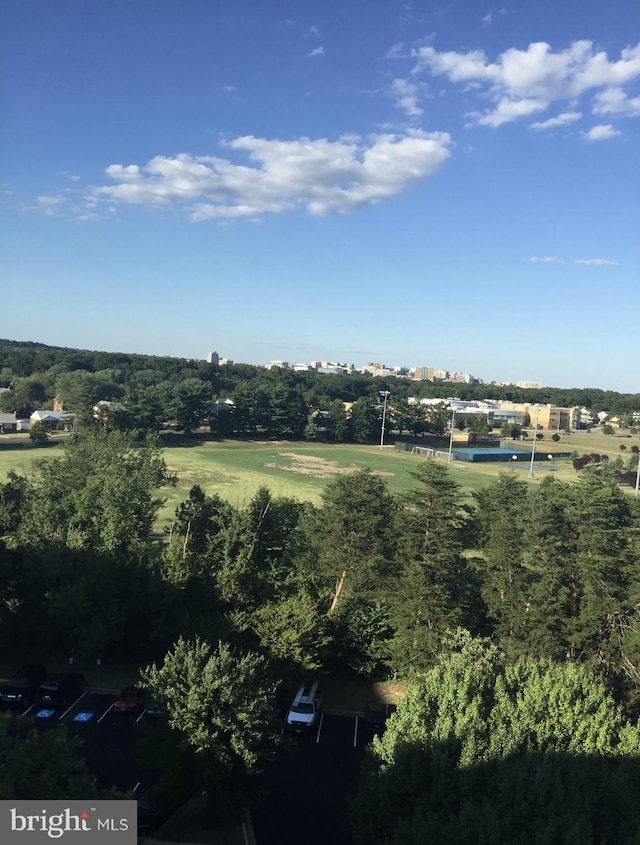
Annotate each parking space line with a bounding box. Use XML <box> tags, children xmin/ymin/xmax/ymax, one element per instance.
<box><xmin>315</xmin><ymin>712</ymin><xmax>324</xmax><ymax>744</ymax></box>
<box><xmin>21</xmin><ymin>703</ymin><xmax>37</xmax><ymax>717</ymax></box>
<box><xmin>135</xmin><ymin>708</ymin><xmax>147</xmax><ymax>724</ymax></box>
<box><xmin>97</xmin><ymin>702</ymin><xmax>114</xmax><ymax>723</ymax></box>
<box><xmin>353</xmin><ymin>716</ymin><xmax>359</xmax><ymax>748</ymax></box>
<box><xmin>132</xmin><ymin>782</ymin><xmax>140</xmax><ymax>793</ymax></box>
<box><xmin>59</xmin><ymin>692</ymin><xmax>87</xmax><ymax>720</ymax></box>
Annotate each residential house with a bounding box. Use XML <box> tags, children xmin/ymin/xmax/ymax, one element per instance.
<box><xmin>0</xmin><ymin>413</ymin><xmax>18</xmax><ymax>434</ymax></box>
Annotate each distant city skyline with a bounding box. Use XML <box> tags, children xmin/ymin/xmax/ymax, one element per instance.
<box><xmin>2</xmin><ymin>1</ymin><xmax>638</xmax><ymax>393</ymax></box>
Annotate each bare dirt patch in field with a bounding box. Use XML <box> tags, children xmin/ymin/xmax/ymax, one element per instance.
<box><xmin>266</xmin><ymin>452</ymin><xmax>394</xmax><ymax>478</ymax></box>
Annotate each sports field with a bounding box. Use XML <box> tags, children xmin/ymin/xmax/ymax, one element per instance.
<box><xmin>1</xmin><ymin>431</ymin><xmax>637</xmax><ymax>528</ymax></box>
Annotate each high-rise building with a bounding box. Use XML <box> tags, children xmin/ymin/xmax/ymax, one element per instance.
<box><xmin>206</xmin><ymin>350</ymin><xmax>219</xmax><ymax>365</ymax></box>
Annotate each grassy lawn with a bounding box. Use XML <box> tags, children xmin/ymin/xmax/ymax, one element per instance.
<box><xmin>2</xmin><ymin>431</ymin><xmax>637</xmax><ymax>532</ymax></box>
<box><xmin>157</xmin><ymin>439</ymin><xmax>519</xmax><ymax>526</ymax></box>
<box><xmin>0</xmin><ymin>439</ymin><xmax>63</xmax><ymax>477</ymax></box>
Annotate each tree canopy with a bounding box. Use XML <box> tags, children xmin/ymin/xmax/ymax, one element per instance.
<box><xmin>352</xmin><ymin>631</ymin><xmax>640</xmax><ymax>845</ymax></box>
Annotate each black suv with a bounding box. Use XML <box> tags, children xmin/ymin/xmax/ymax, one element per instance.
<box><xmin>36</xmin><ymin>672</ymin><xmax>85</xmax><ymax>708</ymax></box>
<box><xmin>1</xmin><ymin>664</ymin><xmax>47</xmax><ymax>707</ymax></box>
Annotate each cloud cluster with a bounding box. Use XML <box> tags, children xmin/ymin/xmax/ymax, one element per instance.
<box><xmin>91</xmin><ymin>131</ymin><xmax>452</xmax><ymax>220</ymax></box>
<box><xmin>389</xmin><ymin>78</ymin><xmax>423</xmax><ymax>117</ymax></box>
<box><xmin>527</xmin><ymin>256</ymin><xmax>618</xmax><ymax>265</ymax></box>
<box><xmin>412</xmin><ymin>40</ymin><xmax>640</xmax><ymax>131</ymax></box>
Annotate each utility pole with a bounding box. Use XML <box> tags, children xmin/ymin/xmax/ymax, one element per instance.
<box><xmin>379</xmin><ymin>391</ymin><xmax>390</xmax><ymax>450</ymax></box>
<box><xmin>529</xmin><ymin>406</ymin><xmax>540</xmax><ymax>478</ymax></box>
<box><xmin>448</xmin><ymin>407</ymin><xmax>456</xmax><ymax>463</ymax></box>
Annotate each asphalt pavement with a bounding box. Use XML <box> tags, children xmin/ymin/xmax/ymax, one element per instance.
<box><xmin>9</xmin><ymin>692</ymin><xmax>372</xmax><ymax>845</ymax></box>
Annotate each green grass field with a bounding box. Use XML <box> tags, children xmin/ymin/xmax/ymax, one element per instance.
<box><xmin>1</xmin><ymin>431</ymin><xmax>638</xmax><ymax>530</ymax></box>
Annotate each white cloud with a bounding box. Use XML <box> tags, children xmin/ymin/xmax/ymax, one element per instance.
<box><xmin>37</xmin><ymin>195</ymin><xmax>67</xmax><ymax>215</ymax></box>
<box><xmin>386</xmin><ymin>42</ymin><xmax>409</xmax><ymax>60</ymax></box>
<box><xmin>584</xmin><ymin>123</ymin><xmax>620</xmax><ymax>140</ymax></box>
<box><xmin>530</xmin><ymin>111</ymin><xmax>582</xmax><ymax>130</ymax></box>
<box><xmin>307</xmin><ymin>46</ymin><xmax>325</xmax><ymax>58</ymax></box>
<box><xmin>478</xmin><ymin>97</ymin><xmax>546</xmax><ymax>127</ymax></box>
<box><xmin>527</xmin><ymin>255</ymin><xmax>618</xmax><ymax>265</ymax></box>
<box><xmin>412</xmin><ymin>40</ymin><xmax>640</xmax><ymax>128</ymax></box>
<box><xmin>61</xmin><ymin>171</ymin><xmax>81</xmax><ymax>181</ymax></box>
<box><xmin>593</xmin><ymin>86</ymin><xmax>640</xmax><ymax>116</ymax></box>
<box><xmin>389</xmin><ymin>78</ymin><xmax>423</xmax><ymax>117</ymax></box>
<box><xmin>91</xmin><ymin>131</ymin><xmax>452</xmax><ymax>221</ymax></box>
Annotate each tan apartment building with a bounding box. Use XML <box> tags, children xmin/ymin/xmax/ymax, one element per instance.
<box><xmin>499</xmin><ymin>403</ymin><xmax>580</xmax><ymax>430</ymax></box>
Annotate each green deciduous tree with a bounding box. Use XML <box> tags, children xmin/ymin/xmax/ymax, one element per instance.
<box><xmin>17</xmin><ymin>429</ymin><xmax>174</xmax><ymax>555</ymax></box>
<box><xmin>350</xmin><ymin>397</ymin><xmax>379</xmax><ymax>443</ymax></box>
<box><xmin>352</xmin><ymin>631</ymin><xmax>640</xmax><ymax>845</ymax></box>
<box><xmin>0</xmin><ymin>377</ymin><xmax>47</xmax><ymax>417</ymax></box>
<box><xmin>0</xmin><ymin>714</ymin><xmax>100</xmax><ymax>799</ymax></box>
<box><xmin>28</xmin><ymin>419</ymin><xmax>49</xmax><ymax>446</ymax></box>
<box><xmin>171</xmin><ymin>378</ymin><xmax>212</xmax><ymax>433</ymax></box>
<box><xmin>55</xmin><ymin>370</ymin><xmax>122</xmax><ymax>424</ymax></box>
<box><xmin>140</xmin><ymin>636</ymin><xmax>278</xmax><ymax>770</ymax></box>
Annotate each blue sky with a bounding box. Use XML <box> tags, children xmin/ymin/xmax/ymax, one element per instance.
<box><xmin>2</xmin><ymin>0</ymin><xmax>639</xmax><ymax>391</ymax></box>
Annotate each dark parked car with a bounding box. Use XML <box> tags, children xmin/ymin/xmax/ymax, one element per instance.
<box><xmin>36</xmin><ymin>672</ymin><xmax>85</xmax><ymax>708</ymax></box>
<box><xmin>114</xmin><ymin>685</ymin><xmax>142</xmax><ymax>714</ymax></box>
<box><xmin>1</xmin><ymin>665</ymin><xmax>47</xmax><ymax>707</ymax></box>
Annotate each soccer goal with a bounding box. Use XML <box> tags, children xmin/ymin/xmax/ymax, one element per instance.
<box><xmin>410</xmin><ymin>446</ymin><xmax>435</xmax><ymax>458</ymax></box>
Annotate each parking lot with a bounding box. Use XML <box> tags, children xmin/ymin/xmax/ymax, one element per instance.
<box><xmin>9</xmin><ymin>688</ymin><xmax>153</xmax><ymax>795</ymax></box>
<box><xmin>252</xmin><ymin>712</ymin><xmax>376</xmax><ymax>845</ymax></box>
<box><xmin>6</xmin><ymin>692</ymin><xmax>377</xmax><ymax>844</ymax></box>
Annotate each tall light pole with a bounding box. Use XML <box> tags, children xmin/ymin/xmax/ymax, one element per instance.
<box><xmin>448</xmin><ymin>407</ymin><xmax>456</xmax><ymax>463</ymax></box>
<box><xmin>379</xmin><ymin>391</ymin><xmax>390</xmax><ymax>450</ymax></box>
<box><xmin>529</xmin><ymin>407</ymin><xmax>540</xmax><ymax>478</ymax></box>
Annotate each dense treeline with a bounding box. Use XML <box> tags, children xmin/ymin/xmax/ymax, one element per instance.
<box><xmin>2</xmin><ymin>427</ymin><xmax>640</xmax><ymax>833</ymax></box>
<box><xmin>1</xmin><ymin>340</ymin><xmax>640</xmax><ymax>438</ymax></box>
<box><xmin>352</xmin><ymin>632</ymin><xmax>640</xmax><ymax>845</ymax></box>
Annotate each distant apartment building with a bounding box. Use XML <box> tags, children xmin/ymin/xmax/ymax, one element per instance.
<box><xmin>206</xmin><ymin>350</ymin><xmax>219</xmax><ymax>365</ymax></box>
<box><xmin>413</xmin><ymin>366</ymin><xmax>434</xmax><ymax>381</ymax></box>
<box><xmin>448</xmin><ymin>372</ymin><xmax>475</xmax><ymax>384</ymax></box>
<box><xmin>318</xmin><ymin>365</ymin><xmax>349</xmax><ymax>375</ymax></box>
<box><xmin>362</xmin><ymin>362</ymin><xmax>394</xmax><ymax>377</ymax></box>
<box><xmin>218</xmin><ymin>358</ymin><xmax>233</xmax><ymax>366</ymax></box>
<box><xmin>266</xmin><ymin>361</ymin><xmax>290</xmax><ymax>369</ymax></box>
<box><xmin>499</xmin><ymin>403</ymin><xmax>580</xmax><ymax>430</ymax></box>
<box><xmin>515</xmin><ymin>380</ymin><xmax>543</xmax><ymax>389</ymax></box>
